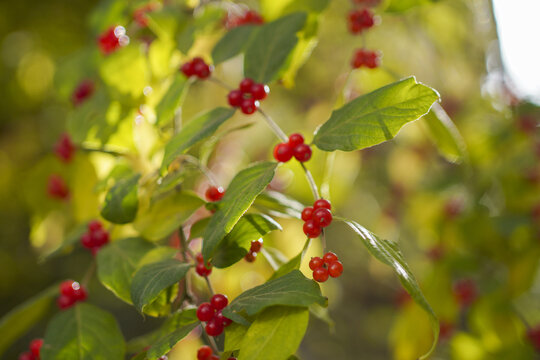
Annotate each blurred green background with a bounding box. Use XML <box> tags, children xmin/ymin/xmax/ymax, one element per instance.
<box><xmin>1</xmin><ymin>0</ymin><xmax>539</xmax><ymax>359</ymax></box>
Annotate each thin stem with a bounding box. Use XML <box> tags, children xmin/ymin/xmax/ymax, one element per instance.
<box><xmin>178</xmin><ymin>226</ymin><xmax>195</xmax><ymax>259</ymax></box>
<box><xmin>209</xmin><ymin>76</ymin><xmax>234</xmax><ymax>91</ymax></box>
<box><xmin>320</xmin><ymin>229</ymin><xmax>327</xmax><ymax>253</ymax></box>
<box><xmin>201</xmin><ymin>324</ymin><xmax>220</xmax><ymax>353</ymax></box>
<box><xmin>80</xmin><ymin>145</ymin><xmax>128</xmax><ymax>157</ymax></box>
<box><xmin>204</xmin><ymin>276</ymin><xmax>215</xmax><ymax>295</ymax></box>
<box><xmin>181</xmin><ymin>155</ymin><xmax>220</xmax><ymax>187</ymax></box>
<box><xmin>81</xmin><ymin>260</ymin><xmax>96</xmax><ymax>288</ymax></box>
<box><xmin>300</xmin><ymin>163</ymin><xmax>320</xmax><ymax>200</ymax></box>
<box><xmin>256</xmin><ymin>108</ymin><xmax>289</xmax><ymax>142</ymax></box>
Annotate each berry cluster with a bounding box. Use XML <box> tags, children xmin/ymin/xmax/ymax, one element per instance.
<box><xmin>351</xmin><ymin>49</ymin><xmax>380</xmax><ymax>69</ymax></box>
<box><xmin>196</xmin><ymin>294</ymin><xmax>232</xmax><ymax>336</ymax></box>
<box><xmin>273</xmin><ymin>133</ymin><xmax>312</xmax><ymax>163</ymax></box>
<box><xmin>347</xmin><ymin>9</ymin><xmax>375</xmax><ymax>34</ymax></box>
<box><xmin>195</xmin><ymin>253</ymin><xmax>212</xmax><ymax>277</ymax></box>
<box><xmin>133</xmin><ymin>3</ymin><xmax>157</xmax><ymax>27</ymax></box>
<box><xmin>98</xmin><ymin>26</ymin><xmax>129</xmax><ymax>55</ymax></box>
<box><xmin>244</xmin><ymin>239</ymin><xmax>263</xmax><ymax>262</ymax></box>
<box><xmin>301</xmin><ymin>199</ymin><xmax>333</xmax><ymax>238</ymax></box>
<box><xmin>181</xmin><ymin>57</ymin><xmax>212</xmax><ymax>80</ymax></box>
<box><xmin>71</xmin><ymin>80</ymin><xmax>94</xmax><ymax>106</ymax></box>
<box><xmin>205</xmin><ymin>186</ymin><xmax>225</xmax><ymax>202</ymax></box>
<box><xmin>54</xmin><ymin>133</ymin><xmax>75</xmax><ymax>163</ymax></box>
<box><xmin>227</xmin><ymin>78</ymin><xmax>269</xmax><ymax>115</ymax></box>
<box><xmin>57</xmin><ymin>280</ymin><xmax>87</xmax><ymax>309</ymax></box>
<box><xmin>81</xmin><ymin>220</ymin><xmax>110</xmax><ymax>255</ymax></box>
<box><xmin>309</xmin><ymin>252</ymin><xmax>343</xmax><ymax>282</ymax></box>
<box><xmin>225</xmin><ymin>10</ymin><xmax>264</xmax><ymax>29</ymax></box>
<box><xmin>18</xmin><ymin>339</ymin><xmax>43</xmax><ymax>360</ymax></box>
<box><xmin>47</xmin><ymin>174</ymin><xmax>69</xmax><ymax>200</ymax></box>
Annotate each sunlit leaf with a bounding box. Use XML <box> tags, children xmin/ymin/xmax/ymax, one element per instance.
<box><xmin>423</xmin><ymin>103</ymin><xmax>467</xmax><ymax>164</ymax></box>
<box><xmin>100</xmin><ymin>174</ymin><xmax>140</xmax><ymax>224</ymax></box>
<box><xmin>146</xmin><ymin>323</ymin><xmax>198</xmax><ymax>359</ymax></box>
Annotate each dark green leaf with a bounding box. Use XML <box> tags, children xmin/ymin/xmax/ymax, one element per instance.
<box><xmin>161</xmin><ymin>107</ymin><xmax>236</xmax><ymax>171</ymax></box>
<box><xmin>213</xmin><ymin>214</ymin><xmax>282</xmax><ymax>268</ymax></box>
<box><xmin>155</xmin><ymin>74</ymin><xmax>189</xmax><ymax>126</ymax></box>
<box><xmin>202</xmin><ymin>162</ymin><xmax>277</xmax><ymax>259</ymax></box>
<box><xmin>131</xmin><ymin>258</ymin><xmax>191</xmax><ymax>313</ymax></box>
<box><xmin>313</xmin><ymin>77</ymin><xmax>440</xmax><ymax>152</ymax></box>
<box><xmin>96</xmin><ymin>237</ymin><xmax>155</xmax><ymax>303</ymax></box>
<box><xmin>41</xmin><ymin>303</ymin><xmax>125</xmax><ymax>360</ymax></box>
<box><xmin>423</xmin><ymin>103</ymin><xmax>466</xmax><ymax>164</ymax></box>
<box><xmin>147</xmin><ymin>323</ymin><xmax>198</xmax><ymax>358</ymax></box>
<box><xmin>341</xmin><ymin>219</ymin><xmax>438</xmax><ymax>360</ymax></box>
<box><xmin>222</xmin><ymin>270</ymin><xmax>326</xmax><ymax>321</ymax></box>
<box><xmin>244</xmin><ymin>13</ymin><xmax>307</xmax><ymax>83</ymax></box>
<box><xmin>212</xmin><ymin>25</ymin><xmax>258</xmax><ymax>64</ymax></box>
<box><xmin>0</xmin><ymin>285</ymin><xmax>57</xmax><ymax>356</ymax></box>
<box><xmin>100</xmin><ymin>174</ymin><xmax>141</xmax><ymax>224</ymax></box>
<box><xmin>238</xmin><ymin>306</ymin><xmax>308</xmax><ymax>360</ymax></box>
<box><xmin>224</xmin><ymin>322</ymin><xmax>248</xmax><ymax>352</ymax></box>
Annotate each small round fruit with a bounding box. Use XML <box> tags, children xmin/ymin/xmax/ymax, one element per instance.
<box><xmin>250</xmin><ymin>239</ymin><xmax>263</xmax><ymax>253</ymax></box>
<box><xmin>323</xmin><ymin>251</ymin><xmax>338</xmax><ymax>264</ymax></box>
<box><xmin>197</xmin><ymin>302</ymin><xmax>215</xmax><ymax>322</ymax></box>
<box><xmin>196</xmin><ymin>253</ymin><xmax>204</xmax><ymax>263</ymax></box>
<box><xmin>328</xmin><ymin>261</ymin><xmax>344</xmax><ymax>278</ymax></box>
<box><xmin>301</xmin><ymin>207</ymin><xmax>314</xmax><ymax>221</ymax></box>
<box><xmin>273</xmin><ymin>143</ymin><xmax>293</xmax><ymax>162</ymax></box>
<box><xmin>288</xmin><ymin>133</ymin><xmax>304</xmax><ymax>147</ymax></box>
<box><xmin>313</xmin><ymin>267</ymin><xmax>329</xmax><ymax>282</ymax></box>
<box><xmin>88</xmin><ymin>220</ymin><xmax>102</xmax><ymax>232</ymax></box>
<box><xmin>309</xmin><ymin>257</ymin><xmax>324</xmax><ymax>270</ymax></box>
<box><xmin>293</xmin><ymin>144</ymin><xmax>312</xmax><ymax>162</ymax></box>
<box><xmin>180</xmin><ymin>61</ymin><xmax>195</xmax><ymax>77</ymax></box>
<box><xmin>30</xmin><ymin>338</ymin><xmax>43</xmax><ymax>357</ymax></box>
<box><xmin>210</xmin><ymin>294</ymin><xmax>229</xmax><ymax>310</ymax></box>
<box><xmin>197</xmin><ymin>345</ymin><xmax>213</xmax><ymax>360</ymax></box>
<box><xmin>313</xmin><ymin>199</ymin><xmax>331</xmax><ymax>211</ymax></box>
<box><xmin>60</xmin><ymin>280</ymin><xmax>77</xmax><ymax>298</ymax></box>
<box><xmin>239</xmin><ymin>78</ymin><xmax>255</xmax><ymax>93</ymax></box>
<box><xmin>205</xmin><ymin>318</ymin><xmax>224</xmax><ymax>336</ymax></box>
<box><xmin>215</xmin><ymin>310</ymin><xmax>233</xmax><ymax>326</ymax></box>
<box><xmin>205</xmin><ymin>186</ymin><xmax>225</xmax><ymax>202</ymax></box>
<box><xmin>245</xmin><ymin>252</ymin><xmax>257</xmax><ymax>262</ymax></box>
<box><xmin>240</xmin><ymin>98</ymin><xmax>257</xmax><ymax>114</ymax></box>
<box><xmin>18</xmin><ymin>352</ymin><xmax>34</xmax><ymax>360</ymax></box>
<box><xmin>250</xmin><ymin>83</ymin><xmax>268</xmax><ymax>100</ymax></box>
<box><xmin>72</xmin><ymin>284</ymin><xmax>88</xmax><ymax>301</ymax></box>
<box><xmin>313</xmin><ymin>208</ymin><xmax>332</xmax><ymax>228</ymax></box>
<box><xmin>303</xmin><ymin>219</ymin><xmax>321</xmax><ymax>238</ymax></box>
<box><xmin>57</xmin><ymin>294</ymin><xmax>75</xmax><ymax>309</ymax></box>
<box><xmin>193</xmin><ymin>61</ymin><xmax>211</xmax><ymax>79</ymax></box>
<box><xmin>91</xmin><ymin>229</ymin><xmax>109</xmax><ymax>247</ymax></box>
<box><xmin>196</xmin><ymin>262</ymin><xmax>212</xmax><ymax>277</ymax></box>
<box><xmin>227</xmin><ymin>90</ymin><xmax>243</xmax><ymax>107</ymax></box>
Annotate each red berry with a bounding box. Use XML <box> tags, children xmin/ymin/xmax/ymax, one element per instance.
<box><xmin>181</xmin><ymin>61</ymin><xmax>195</xmax><ymax>77</ymax></box>
<box><xmin>301</xmin><ymin>207</ymin><xmax>314</xmax><ymax>221</ymax></box>
<box><xmin>197</xmin><ymin>302</ymin><xmax>215</xmax><ymax>322</ymax></box>
<box><xmin>215</xmin><ymin>310</ymin><xmax>233</xmax><ymax>327</ymax></box>
<box><xmin>227</xmin><ymin>89</ymin><xmax>243</xmax><ymax>107</ymax></box>
<box><xmin>227</xmin><ymin>358</ymin><xmax>237</xmax><ymax>360</ymax></box>
<box><xmin>60</xmin><ymin>280</ymin><xmax>78</xmax><ymax>298</ymax></box>
<box><xmin>527</xmin><ymin>326</ymin><xmax>540</xmax><ymax>351</ymax></box>
<box><xmin>250</xmin><ymin>83</ymin><xmax>268</xmax><ymax>100</ymax></box>
<box><xmin>47</xmin><ymin>174</ymin><xmax>69</xmax><ymax>200</ymax></box>
<box><xmin>197</xmin><ymin>345</ymin><xmax>213</xmax><ymax>360</ymax></box>
<box><xmin>239</xmin><ymin>78</ymin><xmax>255</xmax><ymax>93</ymax></box>
<box><xmin>250</xmin><ymin>239</ymin><xmax>263</xmax><ymax>253</ymax></box>
<box><xmin>88</xmin><ymin>220</ymin><xmax>103</xmax><ymax>232</ymax></box>
<box><xmin>196</xmin><ymin>262</ymin><xmax>212</xmax><ymax>277</ymax></box>
<box><xmin>205</xmin><ymin>318</ymin><xmax>224</xmax><ymax>336</ymax></box>
<box><xmin>98</xmin><ymin>26</ymin><xmax>121</xmax><ymax>55</ymax></box>
<box><xmin>313</xmin><ymin>208</ymin><xmax>332</xmax><ymax>228</ymax></box>
<box><xmin>210</xmin><ymin>356</ymin><xmax>220</xmax><ymax>360</ymax></box>
<box><xmin>211</xmin><ymin>294</ymin><xmax>229</xmax><ymax>310</ymax></box>
<box><xmin>293</xmin><ymin>144</ymin><xmax>312</xmax><ymax>162</ymax></box>
<box><xmin>453</xmin><ymin>279</ymin><xmax>477</xmax><ymax>307</ymax></box>
<box><xmin>30</xmin><ymin>338</ymin><xmax>43</xmax><ymax>357</ymax></box>
<box><xmin>72</xmin><ymin>80</ymin><xmax>94</xmax><ymax>106</ymax></box>
<box><xmin>91</xmin><ymin>229</ymin><xmax>110</xmax><ymax>247</ymax></box>
<box><xmin>73</xmin><ymin>284</ymin><xmax>88</xmax><ymax>301</ymax></box>
<box><xmin>18</xmin><ymin>352</ymin><xmax>34</xmax><ymax>360</ymax></box>
<box><xmin>57</xmin><ymin>294</ymin><xmax>75</xmax><ymax>309</ymax></box>
<box><xmin>309</xmin><ymin>257</ymin><xmax>324</xmax><ymax>270</ymax></box>
<box><xmin>303</xmin><ymin>219</ymin><xmax>321</xmax><ymax>238</ymax></box>
<box><xmin>205</xmin><ymin>186</ymin><xmax>225</xmax><ymax>202</ymax></box>
<box><xmin>288</xmin><ymin>133</ymin><xmax>304</xmax><ymax>147</ymax></box>
<box><xmin>193</xmin><ymin>60</ymin><xmax>211</xmax><ymax>79</ymax></box>
<box><xmin>323</xmin><ymin>252</ymin><xmax>338</xmax><ymax>264</ymax></box>
<box><xmin>81</xmin><ymin>233</ymin><xmax>94</xmax><ymax>249</ymax></box>
<box><xmin>244</xmin><ymin>252</ymin><xmax>257</xmax><ymax>262</ymax></box>
<box><xmin>328</xmin><ymin>261</ymin><xmax>343</xmax><ymax>278</ymax></box>
<box><xmin>273</xmin><ymin>143</ymin><xmax>293</xmax><ymax>162</ymax></box>
<box><xmin>196</xmin><ymin>253</ymin><xmax>204</xmax><ymax>263</ymax></box>
<box><xmin>313</xmin><ymin>199</ymin><xmax>331</xmax><ymax>211</ymax></box>
<box><xmin>240</xmin><ymin>98</ymin><xmax>258</xmax><ymax>114</ymax></box>
<box><xmin>313</xmin><ymin>267</ymin><xmax>329</xmax><ymax>282</ymax></box>
<box><xmin>54</xmin><ymin>133</ymin><xmax>76</xmax><ymax>162</ymax></box>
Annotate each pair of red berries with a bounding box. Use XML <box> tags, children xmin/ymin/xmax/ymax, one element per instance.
<box><xmin>244</xmin><ymin>239</ymin><xmax>263</xmax><ymax>262</ymax></box>
<box><xmin>225</xmin><ymin>9</ymin><xmax>264</xmax><ymax>29</ymax></box>
<box><xmin>72</xmin><ymin>80</ymin><xmax>94</xmax><ymax>106</ymax></box>
<box><xmin>205</xmin><ymin>186</ymin><xmax>225</xmax><ymax>202</ymax></box>
<box><xmin>195</xmin><ymin>253</ymin><xmax>212</xmax><ymax>277</ymax></box>
<box><xmin>196</xmin><ymin>294</ymin><xmax>232</xmax><ymax>337</ymax></box>
<box><xmin>227</xmin><ymin>78</ymin><xmax>269</xmax><ymax>115</ymax></box>
<box><xmin>18</xmin><ymin>339</ymin><xmax>43</xmax><ymax>360</ymax></box>
<box><xmin>273</xmin><ymin>133</ymin><xmax>312</xmax><ymax>163</ymax></box>
<box><xmin>309</xmin><ymin>252</ymin><xmax>343</xmax><ymax>282</ymax></box>
<box><xmin>181</xmin><ymin>58</ymin><xmax>212</xmax><ymax>80</ymax></box>
<box><xmin>301</xmin><ymin>199</ymin><xmax>333</xmax><ymax>238</ymax></box>
<box><xmin>81</xmin><ymin>220</ymin><xmax>110</xmax><ymax>255</ymax></box>
<box><xmin>347</xmin><ymin>9</ymin><xmax>375</xmax><ymax>34</ymax></box>
<box><xmin>351</xmin><ymin>49</ymin><xmax>380</xmax><ymax>69</ymax></box>
<box><xmin>98</xmin><ymin>26</ymin><xmax>128</xmax><ymax>55</ymax></box>
<box><xmin>54</xmin><ymin>133</ymin><xmax>75</xmax><ymax>163</ymax></box>
<box><xmin>47</xmin><ymin>174</ymin><xmax>70</xmax><ymax>200</ymax></box>
<box><xmin>57</xmin><ymin>280</ymin><xmax>87</xmax><ymax>309</ymax></box>
<box><xmin>197</xmin><ymin>345</ymin><xmax>236</xmax><ymax>360</ymax></box>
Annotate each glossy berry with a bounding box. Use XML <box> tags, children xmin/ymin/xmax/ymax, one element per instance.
<box><xmin>240</xmin><ymin>98</ymin><xmax>258</xmax><ymax>114</ymax></box>
<box><xmin>72</xmin><ymin>80</ymin><xmax>94</xmax><ymax>105</ymax></box>
<box><xmin>30</xmin><ymin>338</ymin><xmax>43</xmax><ymax>357</ymax></box>
<box><xmin>453</xmin><ymin>279</ymin><xmax>477</xmax><ymax>307</ymax></box>
<box><xmin>57</xmin><ymin>294</ymin><xmax>75</xmax><ymax>309</ymax></box>
<box><xmin>250</xmin><ymin>239</ymin><xmax>263</xmax><ymax>253</ymax></box>
<box><xmin>250</xmin><ymin>83</ymin><xmax>269</xmax><ymax>100</ymax></box>
<box><xmin>81</xmin><ymin>221</ymin><xmax>109</xmax><ymax>253</ymax></box>
<box><xmin>57</xmin><ymin>280</ymin><xmax>86</xmax><ymax>309</ymax></box>
<box><xmin>181</xmin><ymin>58</ymin><xmax>212</xmax><ymax>79</ymax></box>
<box><xmin>196</xmin><ymin>252</ymin><xmax>204</xmax><ymax>263</ymax></box>
<box><xmin>98</xmin><ymin>26</ymin><xmax>126</xmax><ymax>55</ymax></box>
<box><xmin>313</xmin><ymin>267</ymin><xmax>329</xmax><ymax>282</ymax></box>
<box><xmin>293</xmin><ymin>144</ymin><xmax>312</xmax><ymax>162</ymax></box>
<box><xmin>348</xmin><ymin>9</ymin><xmax>375</xmax><ymax>34</ymax></box>
<box><xmin>197</xmin><ymin>345</ymin><xmax>213</xmax><ymax>360</ymax></box>
<box><xmin>309</xmin><ymin>257</ymin><xmax>324</xmax><ymax>270</ymax></box>
<box><xmin>313</xmin><ymin>208</ymin><xmax>332</xmax><ymax>228</ymax></box>
<box><xmin>288</xmin><ymin>133</ymin><xmax>304</xmax><ymax>147</ymax></box>
<box><xmin>328</xmin><ymin>260</ymin><xmax>344</xmax><ymax>278</ymax></box>
<box><xmin>215</xmin><ymin>310</ymin><xmax>233</xmax><ymax>327</ymax></box>
<box><xmin>301</xmin><ymin>207</ymin><xmax>314</xmax><ymax>221</ymax></box>
<box><xmin>227</xmin><ymin>90</ymin><xmax>243</xmax><ymax>107</ymax></box>
<box><xmin>180</xmin><ymin>62</ymin><xmax>195</xmax><ymax>77</ymax></box>
<box><xmin>197</xmin><ymin>302</ymin><xmax>215</xmax><ymax>322</ymax></box>
<box><xmin>239</xmin><ymin>78</ymin><xmax>255</xmax><ymax>93</ymax></box>
<box><xmin>273</xmin><ymin>143</ymin><xmax>293</xmax><ymax>162</ymax></box>
<box><xmin>303</xmin><ymin>219</ymin><xmax>321</xmax><ymax>238</ymax></box>
<box><xmin>18</xmin><ymin>352</ymin><xmax>34</xmax><ymax>360</ymax></box>
<box><xmin>196</xmin><ymin>261</ymin><xmax>212</xmax><ymax>277</ymax></box>
<box><xmin>205</xmin><ymin>186</ymin><xmax>225</xmax><ymax>202</ymax></box>
<box><xmin>211</xmin><ymin>294</ymin><xmax>229</xmax><ymax>310</ymax></box>
<box><xmin>313</xmin><ymin>199</ymin><xmax>331</xmax><ymax>211</ymax></box>
<box><xmin>351</xmin><ymin>49</ymin><xmax>380</xmax><ymax>69</ymax></box>
<box><xmin>47</xmin><ymin>174</ymin><xmax>69</xmax><ymax>200</ymax></box>
<box><xmin>323</xmin><ymin>251</ymin><xmax>338</xmax><ymax>264</ymax></box>
<box><xmin>244</xmin><ymin>252</ymin><xmax>257</xmax><ymax>262</ymax></box>
<box><xmin>205</xmin><ymin>318</ymin><xmax>224</xmax><ymax>336</ymax></box>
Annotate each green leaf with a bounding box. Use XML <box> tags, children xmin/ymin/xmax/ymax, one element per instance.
<box><xmin>96</xmin><ymin>237</ymin><xmax>155</xmax><ymax>303</ymax></box>
<box><xmin>224</xmin><ymin>322</ymin><xmax>249</xmax><ymax>352</ymax></box>
<box><xmin>385</xmin><ymin>0</ymin><xmax>438</xmax><ymax>13</ymax></box>
<box><xmin>161</xmin><ymin>107</ymin><xmax>236</xmax><ymax>171</ymax></box>
<box><xmin>222</xmin><ymin>270</ymin><xmax>326</xmax><ymax>321</ymax></box>
<box><xmin>212</xmin><ymin>25</ymin><xmax>258</xmax><ymax>64</ymax></box>
<box><xmin>341</xmin><ymin>219</ymin><xmax>438</xmax><ymax>360</ymax></box>
<box><xmin>213</xmin><ymin>214</ymin><xmax>282</xmax><ymax>268</ymax></box>
<box><xmin>100</xmin><ymin>45</ymin><xmax>148</xmax><ymax>98</ymax></box>
<box><xmin>269</xmin><ymin>238</ymin><xmax>310</xmax><ymax>280</ymax></box>
<box><xmin>202</xmin><ymin>162</ymin><xmax>277</xmax><ymax>259</ymax></box>
<box><xmin>131</xmin><ymin>258</ymin><xmax>191</xmax><ymax>313</ymax></box>
<box><xmin>147</xmin><ymin>323</ymin><xmax>198</xmax><ymax>359</ymax></box>
<box><xmin>313</xmin><ymin>77</ymin><xmax>440</xmax><ymax>152</ymax></box>
<box><xmin>41</xmin><ymin>303</ymin><xmax>125</xmax><ymax>360</ymax></box>
<box><xmin>100</xmin><ymin>174</ymin><xmax>140</xmax><ymax>224</ymax></box>
<box><xmin>155</xmin><ymin>74</ymin><xmax>189</xmax><ymax>126</ymax></box>
<box><xmin>423</xmin><ymin>103</ymin><xmax>467</xmax><ymax>164</ymax></box>
<box><xmin>40</xmin><ymin>222</ymin><xmax>88</xmax><ymax>261</ymax></box>
<box><xmin>238</xmin><ymin>306</ymin><xmax>308</xmax><ymax>360</ymax></box>
<box><xmin>253</xmin><ymin>191</ymin><xmax>304</xmax><ymax>219</ymax></box>
<box><xmin>244</xmin><ymin>13</ymin><xmax>307</xmax><ymax>83</ymax></box>
<box><xmin>0</xmin><ymin>284</ymin><xmax>57</xmax><ymax>356</ymax></box>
